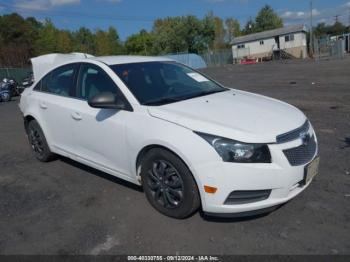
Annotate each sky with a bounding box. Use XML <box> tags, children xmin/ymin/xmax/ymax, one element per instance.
<box><xmin>0</xmin><ymin>0</ymin><xmax>350</xmax><ymax>40</ymax></box>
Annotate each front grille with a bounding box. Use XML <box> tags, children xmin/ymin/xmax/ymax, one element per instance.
<box><xmin>276</xmin><ymin>120</ymin><xmax>310</xmax><ymax>144</ymax></box>
<box><xmin>283</xmin><ymin>135</ymin><xmax>317</xmax><ymax>166</ymax></box>
<box><xmin>224</xmin><ymin>190</ymin><xmax>271</xmax><ymax>205</ymax></box>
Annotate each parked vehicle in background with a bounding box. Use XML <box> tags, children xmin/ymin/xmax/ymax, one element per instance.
<box><xmin>1</xmin><ymin>78</ymin><xmax>18</xmax><ymax>97</ymax></box>
<box><xmin>0</xmin><ymin>80</ymin><xmax>11</xmax><ymax>102</ymax></box>
<box><xmin>20</xmin><ymin>53</ymin><xmax>319</xmax><ymax>219</ymax></box>
<box><xmin>17</xmin><ymin>72</ymin><xmax>34</xmax><ymax>95</ymax></box>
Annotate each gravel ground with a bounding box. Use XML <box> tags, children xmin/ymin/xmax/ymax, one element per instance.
<box><xmin>0</xmin><ymin>58</ymin><xmax>349</xmax><ymax>255</ymax></box>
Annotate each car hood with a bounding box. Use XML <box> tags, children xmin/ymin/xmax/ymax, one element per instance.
<box><xmin>147</xmin><ymin>89</ymin><xmax>306</xmax><ymax>143</ymax></box>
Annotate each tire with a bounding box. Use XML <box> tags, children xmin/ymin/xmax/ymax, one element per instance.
<box><xmin>27</xmin><ymin>120</ymin><xmax>55</xmax><ymax>162</ymax></box>
<box><xmin>1</xmin><ymin>92</ymin><xmax>10</xmax><ymax>102</ymax></box>
<box><xmin>141</xmin><ymin>148</ymin><xmax>200</xmax><ymax>218</ymax></box>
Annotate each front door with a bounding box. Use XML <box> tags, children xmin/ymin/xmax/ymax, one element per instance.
<box><xmin>71</xmin><ymin>63</ymin><xmax>132</xmax><ymax>179</ymax></box>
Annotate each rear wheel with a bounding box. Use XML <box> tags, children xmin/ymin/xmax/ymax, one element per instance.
<box><xmin>27</xmin><ymin>120</ymin><xmax>55</xmax><ymax>162</ymax></box>
<box><xmin>141</xmin><ymin>148</ymin><xmax>200</xmax><ymax>218</ymax></box>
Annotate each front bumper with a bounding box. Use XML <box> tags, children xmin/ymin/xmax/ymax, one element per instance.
<box><xmin>191</xmin><ymin>130</ymin><xmax>318</xmax><ymax>215</ymax></box>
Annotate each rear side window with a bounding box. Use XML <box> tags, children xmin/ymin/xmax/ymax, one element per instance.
<box><xmin>40</xmin><ymin>64</ymin><xmax>79</xmax><ymax>97</ymax></box>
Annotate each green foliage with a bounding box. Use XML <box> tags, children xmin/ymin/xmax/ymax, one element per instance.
<box><xmin>254</xmin><ymin>5</ymin><xmax>283</xmax><ymax>32</ymax></box>
<box><xmin>0</xmin><ymin>6</ymin><xmax>293</xmax><ymax>67</ymax></box>
<box><xmin>151</xmin><ymin>14</ymin><xmax>215</xmax><ymax>54</ymax></box>
<box><xmin>125</xmin><ymin>29</ymin><xmax>155</xmax><ymax>55</ymax></box>
<box><xmin>314</xmin><ymin>21</ymin><xmax>349</xmax><ymax>37</ymax></box>
<box><xmin>225</xmin><ymin>18</ymin><xmax>241</xmax><ymax>43</ymax></box>
<box><xmin>243</xmin><ymin>17</ymin><xmax>256</xmax><ymax>35</ymax></box>
<box><xmin>241</xmin><ymin>5</ymin><xmax>283</xmax><ymax>35</ymax></box>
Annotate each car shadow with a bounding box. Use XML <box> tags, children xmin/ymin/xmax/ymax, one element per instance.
<box><xmin>95</xmin><ymin>109</ymin><xmax>119</xmax><ymax>122</ymax></box>
<box><xmin>58</xmin><ymin>156</ymin><xmax>143</xmax><ymax>193</ymax></box>
<box><xmin>58</xmin><ymin>156</ymin><xmax>286</xmax><ymax>222</ymax></box>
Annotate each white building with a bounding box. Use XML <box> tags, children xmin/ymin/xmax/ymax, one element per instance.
<box><xmin>232</xmin><ymin>24</ymin><xmax>308</xmax><ymax>62</ymax></box>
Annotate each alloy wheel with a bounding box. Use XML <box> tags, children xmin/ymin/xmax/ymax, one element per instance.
<box><xmin>29</xmin><ymin>127</ymin><xmax>44</xmax><ymax>156</ymax></box>
<box><xmin>146</xmin><ymin>160</ymin><xmax>184</xmax><ymax>209</ymax></box>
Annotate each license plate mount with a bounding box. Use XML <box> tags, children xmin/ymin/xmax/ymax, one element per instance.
<box><xmin>303</xmin><ymin>157</ymin><xmax>320</xmax><ymax>185</ymax></box>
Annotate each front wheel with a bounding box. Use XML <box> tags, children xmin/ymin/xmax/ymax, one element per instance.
<box><xmin>141</xmin><ymin>148</ymin><xmax>200</xmax><ymax>218</ymax></box>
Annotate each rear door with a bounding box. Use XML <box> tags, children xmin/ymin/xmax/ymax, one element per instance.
<box><xmin>33</xmin><ymin>63</ymin><xmax>79</xmax><ymax>156</ymax></box>
<box><xmin>70</xmin><ymin>63</ymin><xmax>132</xmax><ymax>178</ymax></box>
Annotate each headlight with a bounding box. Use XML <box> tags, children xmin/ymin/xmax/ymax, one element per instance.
<box><xmin>195</xmin><ymin>132</ymin><xmax>271</xmax><ymax>163</ymax></box>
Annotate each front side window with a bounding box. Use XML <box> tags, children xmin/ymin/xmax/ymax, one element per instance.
<box><xmin>76</xmin><ymin>64</ymin><xmax>119</xmax><ymax>100</ymax></box>
<box><xmin>40</xmin><ymin>64</ymin><xmax>78</xmax><ymax>97</ymax></box>
<box><xmin>110</xmin><ymin>62</ymin><xmax>227</xmax><ymax>106</ymax></box>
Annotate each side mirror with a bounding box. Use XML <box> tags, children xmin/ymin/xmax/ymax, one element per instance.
<box><xmin>88</xmin><ymin>92</ymin><xmax>125</xmax><ymax>110</ymax></box>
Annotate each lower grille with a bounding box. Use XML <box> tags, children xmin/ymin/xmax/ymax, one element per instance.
<box><xmin>224</xmin><ymin>190</ymin><xmax>271</xmax><ymax>205</ymax></box>
<box><xmin>283</xmin><ymin>135</ymin><xmax>317</xmax><ymax>166</ymax></box>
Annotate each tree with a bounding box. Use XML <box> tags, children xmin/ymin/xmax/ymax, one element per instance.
<box><xmin>254</xmin><ymin>5</ymin><xmax>283</xmax><ymax>32</ymax></box>
<box><xmin>35</xmin><ymin>19</ymin><xmax>57</xmax><ymax>55</ymax></box>
<box><xmin>125</xmin><ymin>29</ymin><xmax>155</xmax><ymax>55</ymax></box>
<box><xmin>212</xmin><ymin>16</ymin><xmax>226</xmax><ymax>49</ymax></box>
<box><xmin>243</xmin><ymin>17</ymin><xmax>256</xmax><ymax>35</ymax></box>
<box><xmin>56</xmin><ymin>30</ymin><xmax>73</xmax><ymax>53</ymax></box>
<box><xmin>313</xmin><ymin>21</ymin><xmax>349</xmax><ymax>37</ymax></box>
<box><xmin>225</xmin><ymin>18</ymin><xmax>241</xmax><ymax>43</ymax></box>
<box><xmin>331</xmin><ymin>21</ymin><xmax>347</xmax><ymax>36</ymax></box>
<box><xmin>151</xmin><ymin>15</ymin><xmax>215</xmax><ymax>54</ymax></box>
<box><xmin>73</xmin><ymin>27</ymin><xmax>96</xmax><ymax>54</ymax></box>
<box><xmin>0</xmin><ymin>13</ymin><xmax>39</xmax><ymax>66</ymax></box>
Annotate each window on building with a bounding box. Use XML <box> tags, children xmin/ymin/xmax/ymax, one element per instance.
<box><xmin>237</xmin><ymin>44</ymin><xmax>245</xmax><ymax>49</ymax></box>
<box><xmin>260</xmin><ymin>40</ymin><xmax>264</xmax><ymax>45</ymax></box>
<box><xmin>285</xmin><ymin>34</ymin><xmax>295</xmax><ymax>42</ymax></box>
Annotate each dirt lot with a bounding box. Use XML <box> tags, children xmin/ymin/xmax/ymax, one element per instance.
<box><xmin>0</xmin><ymin>58</ymin><xmax>349</xmax><ymax>255</ymax></box>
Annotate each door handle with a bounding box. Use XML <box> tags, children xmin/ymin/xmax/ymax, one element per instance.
<box><xmin>39</xmin><ymin>102</ymin><xmax>47</xmax><ymax>109</ymax></box>
<box><xmin>71</xmin><ymin>112</ymin><xmax>82</xmax><ymax>121</ymax></box>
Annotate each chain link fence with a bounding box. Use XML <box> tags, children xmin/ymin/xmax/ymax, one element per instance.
<box><xmin>199</xmin><ymin>49</ymin><xmax>233</xmax><ymax>67</ymax></box>
<box><xmin>0</xmin><ymin>68</ymin><xmax>31</xmax><ymax>82</ymax></box>
<box><xmin>165</xmin><ymin>49</ymin><xmax>233</xmax><ymax>69</ymax></box>
<box><xmin>314</xmin><ymin>37</ymin><xmax>345</xmax><ymax>60</ymax></box>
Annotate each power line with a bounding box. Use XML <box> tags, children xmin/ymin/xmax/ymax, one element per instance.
<box><xmin>334</xmin><ymin>14</ymin><xmax>339</xmax><ymax>23</ymax></box>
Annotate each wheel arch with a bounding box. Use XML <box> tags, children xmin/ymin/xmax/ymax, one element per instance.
<box><xmin>24</xmin><ymin>114</ymin><xmax>36</xmax><ymax>133</ymax></box>
<box><xmin>23</xmin><ymin>113</ymin><xmax>53</xmax><ymax>151</ymax></box>
<box><xmin>135</xmin><ymin>144</ymin><xmax>203</xmax><ymax>199</ymax></box>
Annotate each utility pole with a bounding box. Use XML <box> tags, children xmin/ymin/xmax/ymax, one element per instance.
<box><xmin>310</xmin><ymin>1</ymin><xmax>313</xmax><ymax>57</ymax></box>
<box><xmin>334</xmin><ymin>15</ymin><xmax>339</xmax><ymax>23</ymax></box>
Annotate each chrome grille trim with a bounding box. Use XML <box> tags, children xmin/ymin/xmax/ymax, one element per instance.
<box><xmin>276</xmin><ymin>120</ymin><xmax>310</xmax><ymax>144</ymax></box>
<box><xmin>283</xmin><ymin>135</ymin><xmax>317</xmax><ymax>166</ymax></box>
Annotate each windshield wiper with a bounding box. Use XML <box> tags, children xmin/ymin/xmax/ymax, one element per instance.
<box><xmin>143</xmin><ymin>89</ymin><xmax>228</xmax><ymax>106</ymax></box>
<box><xmin>185</xmin><ymin>88</ymin><xmax>228</xmax><ymax>100</ymax></box>
<box><xmin>143</xmin><ymin>97</ymin><xmax>182</xmax><ymax>106</ymax></box>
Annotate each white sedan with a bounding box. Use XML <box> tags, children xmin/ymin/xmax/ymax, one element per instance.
<box><xmin>19</xmin><ymin>53</ymin><xmax>319</xmax><ymax>218</ymax></box>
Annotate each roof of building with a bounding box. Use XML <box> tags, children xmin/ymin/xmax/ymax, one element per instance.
<box><xmin>232</xmin><ymin>24</ymin><xmax>307</xmax><ymax>45</ymax></box>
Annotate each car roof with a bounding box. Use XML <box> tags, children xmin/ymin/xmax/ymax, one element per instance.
<box><xmin>30</xmin><ymin>53</ymin><xmax>175</xmax><ymax>82</ymax></box>
<box><xmin>91</xmin><ymin>55</ymin><xmax>174</xmax><ymax>65</ymax></box>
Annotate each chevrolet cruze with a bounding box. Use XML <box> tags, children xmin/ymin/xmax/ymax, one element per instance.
<box><xmin>19</xmin><ymin>53</ymin><xmax>319</xmax><ymax>218</ymax></box>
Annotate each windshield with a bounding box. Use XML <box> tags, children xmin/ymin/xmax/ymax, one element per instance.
<box><xmin>110</xmin><ymin>61</ymin><xmax>227</xmax><ymax>106</ymax></box>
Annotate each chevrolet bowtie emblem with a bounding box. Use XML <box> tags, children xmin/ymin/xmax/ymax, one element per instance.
<box><xmin>300</xmin><ymin>131</ymin><xmax>311</xmax><ymax>146</ymax></box>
